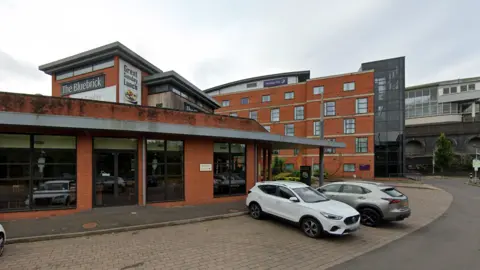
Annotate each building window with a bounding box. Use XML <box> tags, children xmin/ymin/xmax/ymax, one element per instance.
<box><xmin>246</xmin><ymin>82</ymin><xmax>257</xmax><ymax>88</ymax></box>
<box><xmin>284</xmin><ymin>163</ymin><xmax>294</xmax><ymax>171</ymax></box>
<box><xmin>355</xmin><ymin>137</ymin><xmax>368</xmax><ymax>153</ymax></box>
<box><xmin>461</xmin><ymin>85</ymin><xmax>468</xmax><ymax>92</ymax></box>
<box><xmin>146</xmin><ymin>140</ymin><xmax>184</xmax><ymax>203</ymax></box>
<box><xmin>222</xmin><ymin>100</ymin><xmax>230</xmax><ymax>107</ymax></box>
<box><xmin>55</xmin><ymin>71</ymin><xmax>74</xmax><ymax>81</ymax></box>
<box><xmin>263</xmin><ymin>126</ymin><xmax>271</xmax><ymax>132</ymax></box>
<box><xmin>284</xmin><ymin>92</ymin><xmax>294</xmax><ymax>100</ymax></box>
<box><xmin>249</xmin><ymin>111</ymin><xmax>258</xmax><ymax>121</ymax></box>
<box><xmin>184</xmin><ymin>103</ymin><xmax>198</xmax><ymax>112</ymax></box>
<box><xmin>344</xmin><ymin>119</ymin><xmax>355</xmax><ymax>134</ymax></box>
<box><xmin>443</xmin><ymin>88</ymin><xmax>450</xmax><ymax>95</ymax></box>
<box><xmin>262</xmin><ymin>95</ymin><xmax>271</xmax><ymax>103</ymax></box>
<box><xmin>469</xmin><ymin>84</ymin><xmax>476</xmax><ymax>91</ymax></box>
<box><xmin>343</xmin><ymin>82</ymin><xmax>355</xmax><ymax>91</ymax></box>
<box><xmin>356</xmin><ymin>98</ymin><xmax>368</xmax><ymax>114</ymax></box>
<box><xmin>313</xmin><ymin>121</ymin><xmax>321</xmax><ymax>136</ymax></box>
<box><xmin>214</xmin><ymin>143</ymin><xmax>246</xmax><ymax>197</ymax></box>
<box><xmin>294</xmin><ymin>106</ymin><xmax>304</xmax><ymax>120</ymax></box>
<box><xmin>272</xmin><ymin>150</ymin><xmax>279</xmax><ymax>155</ymax></box>
<box><xmin>450</xmin><ymin>86</ymin><xmax>457</xmax><ymax>94</ymax></box>
<box><xmin>343</xmin><ymin>164</ymin><xmax>355</xmax><ymax>172</ymax></box>
<box><xmin>313</xmin><ymin>164</ymin><xmax>320</xmax><ymax>171</ymax></box>
<box><xmin>324</xmin><ymin>101</ymin><xmax>336</xmax><ymax>116</ymax></box>
<box><xmin>271</xmin><ymin>108</ymin><xmax>280</xmax><ymax>122</ymax></box>
<box><xmin>156</xmin><ymin>103</ymin><xmax>163</xmax><ymax>108</ymax></box>
<box><xmin>241</xmin><ymin>97</ymin><xmax>249</xmax><ymax>105</ymax></box>
<box><xmin>55</xmin><ymin>59</ymin><xmax>114</xmax><ymax>81</ymax></box>
<box><xmin>293</xmin><ymin>149</ymin><xmax>300</xmax><ymax>155</ymax></box>
<box><xmin>313</xmin><ymin>86</ymin><xmax>324</xmax><ymax>95</ymax></box>
<box><xmin>0</xmin><ymin>134</ymin><xmax>77</xmax><ymax>212</ymax></box>
<box><xmin>284</xmin><ymin>124</ymin><xmax>294</xmax><ymax>136</ymax></box>
<box><xmin>325</xmin><ymin>139</ymin><xmax>336</xmax><ymax>154</ymax></box>
<box><xmin>230</xmin><ymin>112</ymin><xmax>238</xmax><ymax>117</ymax></box>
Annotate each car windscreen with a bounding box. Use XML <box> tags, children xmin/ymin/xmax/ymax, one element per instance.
<box><xmin>292</xmin><ymin>187</ymin><xmax>329</xmax><ymax>203</ymax></box>
<box><xmin>381</xmin><ymin>187</ymin><xmax>404</xmax><ymax>197</ymax></box>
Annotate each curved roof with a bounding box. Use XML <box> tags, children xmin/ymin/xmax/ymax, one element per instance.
<box><xmin>203</xmin><ymin>70</ymin><xmax>310</xmax><ymax>93</ymax></box>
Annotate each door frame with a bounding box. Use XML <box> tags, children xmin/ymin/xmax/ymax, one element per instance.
<box><xmin>92</xmin><ymin>149</ymin><xmax>138</xmax><ymax>208</ymax></box>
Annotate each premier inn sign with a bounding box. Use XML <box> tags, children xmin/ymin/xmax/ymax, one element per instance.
<box><xmin>61</xmin><ymin>75</ymin><xmax>105</xmax><ymax>96</ymax></box>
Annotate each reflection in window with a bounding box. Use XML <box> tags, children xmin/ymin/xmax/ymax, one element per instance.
<box><xmin>325</xmin><ymin>139</ymin><xmax>336</xmax><ymax>154</ymax></box>
<box><xmin>214</xmin><ymin>143</ymin><xmax>246</xmax><ymax>197</ymax></box>
<box><xmin>146</xmin><ymin>140</ymin><xmax>184</xmax><ymax>202</ymax></box>
<box><xmin>343</xmin><ymin>164</ymin><xmax>355</xmax><ymax>172</ymax></box>
<box><xmin>324</xmin><ymin>102</ymin><xmax>336</xmax><ymax>116</ymax></box>
<box><xmin>271</xmin><ymin>108</ymin><xmax>280</xmax><ymax>122</ymax></box>
<box><xmin>0</xmin><ymin>134</ymin><xmax>77</xmax><ymax>212</ymax></box>
<box><xmin>344</xmin><ymin>119</ymin><xmax>355</xmax><ymax>134</ymax></box>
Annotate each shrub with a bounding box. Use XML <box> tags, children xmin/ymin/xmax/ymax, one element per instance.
<box><xmin>273</xmin><ymin>172</ymin><xmax>291</xmax><ymax>180</ymax></box>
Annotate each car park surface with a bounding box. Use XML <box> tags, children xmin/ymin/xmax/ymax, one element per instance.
<box><xmin>0</xmin><ymin>187</ymin><xmax>451</xmax><ymax>270</ymax></box>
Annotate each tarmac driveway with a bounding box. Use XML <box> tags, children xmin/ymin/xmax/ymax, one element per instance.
<box><xmin>0</xmin><ymin>187</ymin><xmax>452</xmax><ymax>270</ymax></box>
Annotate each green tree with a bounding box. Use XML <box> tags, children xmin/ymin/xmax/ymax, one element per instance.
<box><xmin>434</xmin><ymin>133</ymin><xmax>454</xmax><ymax>172</ymax></box>
<box><xmin>271</xmin><ymin>156</ymin><xmax>285</xmax><ymax>175</ymax></box>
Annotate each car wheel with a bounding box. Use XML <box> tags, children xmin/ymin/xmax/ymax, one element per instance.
<box><xmin>301</xmin><ymin>217</ymin><xmax>323</xmax><ymax>238</ymax></box>
<box><xmin>249</xmin><ymin>202</ymin><xmax>262</xmax><ymax>220</ymax></box>
<box><xmin>0</xmin><ymin>233</ymin><xmax>4</xmax><ymax>257</ymax></box>
<box><xmin>359</xmin><ymin>208</ymin><xmax>381</xmax><ymax>227</ymax></box>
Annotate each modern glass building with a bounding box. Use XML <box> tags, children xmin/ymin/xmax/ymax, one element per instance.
<box><xmin>361</xmin><ymin>57</ymin><xmax>406</xmax><ymax>177</ymax></box>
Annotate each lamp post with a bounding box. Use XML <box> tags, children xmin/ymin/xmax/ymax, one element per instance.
<box><xmin>315</xmin><ymin>87</ymin><xmax>325</xmax><ymax>186</ymax></box>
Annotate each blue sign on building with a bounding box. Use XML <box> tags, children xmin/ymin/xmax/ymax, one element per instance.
<box><xmin>263</xmin><ymin>77</ymin><xmax>288</xmax><ymax>87</ymax></box>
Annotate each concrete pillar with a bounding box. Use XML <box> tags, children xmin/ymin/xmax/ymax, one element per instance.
<box><xmin>319</xmin><ymin>147</ymin><xmax>325</xmax><ymax>186</ymax></box>
<box><xmin>262</xmin><ymin>148</ymin><xmax>267</xmax><ymax>182</ymax></box>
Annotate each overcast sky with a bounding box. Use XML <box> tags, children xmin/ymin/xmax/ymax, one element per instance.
<box><xmin>0</xmin><ymin>0</ymin><xmax>478</xmax><ymax>95</ymax></box>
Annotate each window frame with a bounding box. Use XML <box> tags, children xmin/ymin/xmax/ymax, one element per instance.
<box><xmin>241</xmin><ymin>97</ymin><xmax>249</xmax><ymax>105</ymax></box>
<box><xmin>229</xmin><ymin>112</ymin><xmax>238</xmax><ymax>117</ymax></box>
<box><xmin>344</xmin><ymin>118</ymin><xmax>356</xmax><ymax>134</ymax></box>
<box><xmin>313</xmin><ymin>121</ymin><xmax>320</xmax><ymax>136</ymax></box>
<box><xmin>355</xmin><ymin>137</ymin><xmax>368</xmax><ymax>153</ymax></box>
<box><xmin>325</xmin><ymin>139</ymin><xmax>336</xmax><ymax>154</ymax></box>
<box><xmin>0</xmin><ymin>134</ymin><xmax>78</xmax><ymax>213</ymax></box>
<box><xmin>213</xmin><ymin>143</ymin><xmax>247</xmax><ymax>197</ymax></box>
<box><xmin>284</xmin><ymin>91</ymin><xmax>294</xmax><ymax>100</ymax></box>
<box><xmin>249</xmin><ymin>111</ymin><xmax>258</xmax><ymax>121</ymax></box>
<box><xmin>343</xmin><ymin>164</ymin><xmax>356</xmax><ymax>172</ymax></box>
<box><xmin>343</xmin><ymin>82</ymin><xmax>355</xmax><ymax>91</ymax></box>
<box><xmin>263</xmin><ymin>125</ymin><xmax>271</xmax><ymax>132</ymax></box>
<box><xmin>356</xmin><ymin>98</ymin><xmax>368</xmax><ymax>114</ymax></box>
<box><xmin>313</xmin><ymin>86</ymin><xmax>324</xmax><ymax>95</ymax></box>
<box><xmin>271</xmin><ymin>108</ymin><xmax>280</xmax><ymax>122</ymax></box>
<box><xmin>146</xmin><ymin>139</ymin><xmax>185</xmax><ymax>203</ymax></box>
<box><xmin>294</xmin><ymin>106</ymin><xmax>304</xmax><ymax>120</ymax></box>
<box><xmin>262</xmin><ymin>95</ymin><xmax>271</xmax><ymax>103</ymax></box>
<box><xmin>324</xmin><ymin>101</ymin><xmax>336</xmax><ymax>116</ymax></box>
<box><xmin>284</xmin><ymin>124</ymin><xmax>294</xmax><ymax>136</ymax></box>
<box><xmin>222</xmin><ymin>100</ymin><xmax>230</xmax><ymax>107</ymax></box>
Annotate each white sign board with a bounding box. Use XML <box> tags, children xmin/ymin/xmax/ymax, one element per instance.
<box><xmin>119</xmin><ymin>59</ymin><xmax>142</xmax><ymax>105</ymax></box>
<box><xmin>200</xmin><ymin>164</ymin><xmax>212</xmax><ymax>172</ymax></box>
<box><xmin>473</xmin><ymin>159</ymin><xmax>480</xmax><ymax>169</ymax></box>
<box><xmin>69</xmin><ymin>85</ymin><xmax>117</xmax><ymax>102</ymax></box>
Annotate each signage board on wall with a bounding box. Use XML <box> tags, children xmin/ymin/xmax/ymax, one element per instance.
<box><xmin>69</xmin><ymin>85</ymin><xmax>117</xmax><ymax>103</ymax></box>
<box><xmin>200</xmin><ymin>164</ymin><xmax>212</xmax><ymax>172</ymax></box>
<box><xmin>61</xmin><ymin>75</ymin><xmax>105</xmax><ymax>95</ymax></box>
<box><xmin>263</xmin><ymin>77</ymin><xmax>288</xmax><ymax>88</ymax></box>
<box><xmin>119</xmin><ymin>59</ymin><xmax>142</xmax><ymax>105</ymax></box>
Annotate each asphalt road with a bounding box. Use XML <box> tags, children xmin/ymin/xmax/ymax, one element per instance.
<box><xmin>329</xmin><ymin>179</ymin><xmax>480</xmax><ymax>270</ymax></box>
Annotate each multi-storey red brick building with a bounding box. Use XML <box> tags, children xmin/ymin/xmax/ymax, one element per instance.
<box><xmin>205</xmin><ymin>70</ymin><xmax>376</xmax><ymax>178</ymax></box>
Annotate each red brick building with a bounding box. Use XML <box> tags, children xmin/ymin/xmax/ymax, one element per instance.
<box><xmin>0</xmin><ymin>42</ymin><xmax>342</xmax><ymax>220</ymax></box>
<box><xmin>205</xmin><ymin>71</ymin><xmax>375</xmax><ymax>178</ymax></box>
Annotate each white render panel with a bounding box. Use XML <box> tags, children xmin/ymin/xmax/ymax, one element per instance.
<box><xmin>208</xmin><ymin>76</ymin><xmax>299</xmax><ymax>96</ymax></box>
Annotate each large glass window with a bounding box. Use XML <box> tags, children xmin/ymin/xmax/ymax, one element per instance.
<box><xmin>284</xmin><ymin>92</ymin><xmax>294</xmax><ymax>100</ymax></box>
<box><xmin>271</xmin><ymin>108</ymin><xmax>280</xmax><ymax>122</ymax></box>
<box><xmin>146</xmin><ymin>140</ymin><xmax>184</xmax><ymax>202</ymax></box>
<box><xmin>249</xmin><ymin>111</ymin><xmax>258</xmax><ymax>121</ymax></box>
<box><xmin>355</xmin><ymin>137</ymin><xmax>368</xmax><ymax>153</ymax></box>
<box><xmin>213</xmin><ymin>143</ymin><xmax>246</xmax><ymax>197</ymax></box>
<box><xmin>343</xmin><ymin>82</ymin><xmax>355</xmax><ymax>91</ymax></box>
<box><xmin>0</xmin><ymin>134</ymin><xmax>77</xmax><ymax>212</ymax></box>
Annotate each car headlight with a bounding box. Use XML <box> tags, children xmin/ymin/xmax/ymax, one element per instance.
<box><xmin>320</xmin><ymin>212</ymin><xmax>343</xmax><ymax>220</ymax></box>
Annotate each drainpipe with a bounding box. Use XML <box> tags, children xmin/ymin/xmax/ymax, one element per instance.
<box><xmin>142</xmin><ymin>137</ymin><xmax>146</xmax><ymax>206</ymax></box>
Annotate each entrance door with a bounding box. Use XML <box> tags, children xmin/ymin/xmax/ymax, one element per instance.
<box><xmin>94</xmin><ymin>151</ymin><xmax>137</xmax><ymax>207</ymax></box>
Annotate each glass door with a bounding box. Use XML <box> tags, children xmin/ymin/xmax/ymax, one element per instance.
<box><xmin>94</xmin><ymin>151</ymin><xmax>137</xmax><ymax>207</ymax></box>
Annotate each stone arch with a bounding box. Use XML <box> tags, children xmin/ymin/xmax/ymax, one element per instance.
<box><xmin>405</xmin><ymin>139</ymin><xmax>425</xmax><ymax>156</ymax></box>
<box><xmin>465</xmin><ymin>136</ymin><xmax>480</xmax><ymax>154</ymax></box>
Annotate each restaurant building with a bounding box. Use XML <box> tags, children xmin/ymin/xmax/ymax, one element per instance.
<box><xmin>0</xmin><ymin>42</ymin><xmax>343</xmax><ymax>220</ymax></box>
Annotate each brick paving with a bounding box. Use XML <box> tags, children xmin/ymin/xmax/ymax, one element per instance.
<box><xmin>0</xmin><ymin>188</ymin><xmax>452</xmax><ymax>270</ymax></box>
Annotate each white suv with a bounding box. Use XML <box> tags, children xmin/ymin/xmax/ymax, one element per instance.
<box><xmin>246</xmin><ymin>181</ymin><xmax>361</xmax><ymax>238</ymax></box>
<box><xmin>0</xmin><ymin>224</ymin><xmax>5</xmax><ymax>256</ymax></box>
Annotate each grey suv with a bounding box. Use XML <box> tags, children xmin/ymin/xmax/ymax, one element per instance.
<box><xmin>318</xmin><ymin>181</ymin><xmax>411</xmax><ymax>226</ymax></box>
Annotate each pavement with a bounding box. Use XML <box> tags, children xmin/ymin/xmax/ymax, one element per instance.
<box><xmin>2</xmin><ymin>201</ymin><xmax>247</xmax><ymax>243</ymax></box>
<box><xmin>329</xmin><ymin>178</ymin><xmax>479</xmax><ymax>270</ymax></box>
<box><xmin>0</xmin><ymin>186</ymin><xmax>452</xmax><ymax>270</ymax></box>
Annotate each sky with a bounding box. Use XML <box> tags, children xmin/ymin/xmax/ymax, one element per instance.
<box><xmin>0</xmin><ymin>0</ymin><xmax>479</xmax><ymax>95</ymax></box>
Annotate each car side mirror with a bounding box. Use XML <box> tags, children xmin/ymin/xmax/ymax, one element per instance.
<box><xmin>289</xmin><ymin>197</ymin><xmax>299</xmax><ymax>202</ymax></box>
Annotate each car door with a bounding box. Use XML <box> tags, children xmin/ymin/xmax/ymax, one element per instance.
<box><xmin>257</xmin><ymin>185</ymin><xmax>279</xmax><ymax>215</ymax></box>
<box><xmin>338</xmin><ymin>184</ymin><xmax>366</xmax><ymax>207</ymax></box>
<box><xmin>319</xmin><ymin>183</ymin><xmax>342</xmax><ymax>200</ymax></box>
<box><xmin>275</xmin><ymin>186</ymin><xmax>303</xmax><ymax>222</ymax></box>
